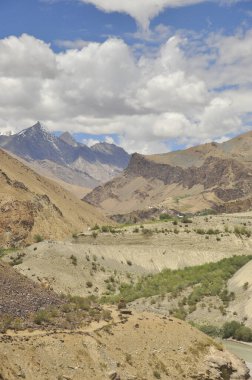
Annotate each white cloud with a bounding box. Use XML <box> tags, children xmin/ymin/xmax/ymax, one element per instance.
<box><xmin>82</xmin><ymin>137</ymin><xmax>100</xmax><ymax>146</ymax></box>
<box><xmin>0</xmin><ymin>30</ymin><xmax>251</xmax><ymax>153</ymax></box>
<box><xmin>105</xmin><ymin>136</ymin><xmax>115</xmax><ymax>144</ymax></box>
<box><xmin>0</xmin><ymin>34</ymin><xmax>56</xmax><ymax>78</ymax></box>
<box><xmin>55</xmin><ymin>39</ymin><xmax>91</xmax><ymax>49</ymax></box>
<box><xmin>79</xmin><ymin>0</ymin><xmax>239</xmax><ymax>30</ymax></box>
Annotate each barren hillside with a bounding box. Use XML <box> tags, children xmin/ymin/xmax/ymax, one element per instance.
<box><xmin>0</xmin><ymin>149</ymin><xmax>109</xmax><ymax>247</ymax></box>
<box><xmin>0</xmin><ymin>311</ymin><xmax>249</xmax><ymax>380</ymax></box>
<box><xmin>84</xmin><ymin>131</ymin><xmax>252</xmax><ymax>215</ymax></box>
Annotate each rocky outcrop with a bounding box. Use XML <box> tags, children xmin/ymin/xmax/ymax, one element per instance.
<box><xmin>126</xmin><ymin>154</ymin><xmax>252</xmax><ymax>194</ymax></box>
<box><xmin>198</xmin><ymin>346</ymin><xmax>250</xmax><ymax>380</ymax></box>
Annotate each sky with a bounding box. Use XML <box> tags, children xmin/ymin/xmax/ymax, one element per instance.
<box><xmin>0</xmin><ymin>0</ymin><xmax>252</xmax><ymax>153</ymax></box>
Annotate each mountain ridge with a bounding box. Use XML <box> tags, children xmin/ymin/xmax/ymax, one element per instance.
<box><xmin>84</xmin><ymin>130</ymin><xmax>252</xmax><ymax>215</ymax></box>
<box><xmin>0</xmin><ymin>122</ymin><xmax>130</xmax><ymax>192</ymax></box>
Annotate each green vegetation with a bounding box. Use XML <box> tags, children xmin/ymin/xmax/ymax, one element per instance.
<box><xmin>195</xmin><ymin>228</ymin><xmax>220</xmax><ymax>235</ymax></box>
<box><xmin>10</xmin><ymin>252</ymin><xmax>25</xmax><ymax>266</ymax></box>
<box><xmin>196</xmin><ymin>321</ymin><xmax>252</xmax><ymax>343</ymax></box>
<box><xmin>0</xmin><ymin>315</ymin><xmax>23</xmax><ymax>333</ymax></box>
<box><xmin>91</xmin><ymin>224</ymin><xmax>100</xmax><ymax>230</ymax></box>
<box><xmin>101</xmin><ymin>256</ymin><xmax>252</xmax><ymax>307</ymax></box>
<box><xmin>223</xmin><ymin>321</ymin><xmax>252</xmax><ymax>342</ymax></box>
<box><xmin>159</xmin><ymin>213</ymin><xmax>173</xmax><ymax>221</ymax></box>
<box><xmin>0</xmin><ymin>248</ymin><xmax>17</xmax><ymax>259</ymax></box>
<box><xmin>34</xmin><ymin>234</ymin><xmax>44</xmax><ymax>243</ymax></box>
<box><xmin>33</xmin><ymin>309</ymin><xmax>53</xmax><ymax>325</ymax></box>
<box><xmin>195</xmin><ymin>324</ymin><xmax>223</xmax><ymax>338</ymax></box>
<box><xmin>234</xmin><ymin>225</ymin><xmax>251</xmax><ymax>237</ymax></box>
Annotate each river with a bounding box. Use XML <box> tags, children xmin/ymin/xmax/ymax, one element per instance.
<box><xmin>223</xmin><ymin>340</ymin><xmax>252</xmax><ymax>375</ymax></box>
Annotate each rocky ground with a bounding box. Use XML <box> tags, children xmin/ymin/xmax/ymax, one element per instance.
<box><xmin>0</xmin><ymin>310</ymin><xmax>250</xmax><ymax>380</ymax></box>
<box><xmin>0</xmin><ymin>261</ymin><xmax>63</xmax><ymax>319</ymax></box>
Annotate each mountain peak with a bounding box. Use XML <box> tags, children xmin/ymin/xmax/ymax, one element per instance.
<box><xmin>59</xmin><ymin>132</ymin><xmax>78</xmax><ymax>147</ymax></box>
<box><xmin>18</xmin><ymin>122</ymin><xmax>48</xmax><ymax>137</ymax></box>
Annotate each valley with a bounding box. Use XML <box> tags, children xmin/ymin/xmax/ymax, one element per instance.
<box><xmin>1</xmin><ymin>0</ymin><xmax>252</xmax><ymax>377</ymax></box>
<box><xmin>1</xmin><ymin>131</ymin><xmax>252</xmax><ymax>379</ymax></box>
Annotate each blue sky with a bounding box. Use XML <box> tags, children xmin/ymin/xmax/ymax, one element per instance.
<box><xmin>1</xmin><ymin>1</ymin><xmax>251</xmax><ymax>47</ymax></box>
<box><xmin>0</xmin><ymin>0</ymin><xmax>251</xmax><ymax>153</ymax></box>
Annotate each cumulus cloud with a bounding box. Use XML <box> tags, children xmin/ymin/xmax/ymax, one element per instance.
<box><xmin>0</xmin><ymin>30</ymin><xmax>251</xmax><ymax>153</ymax></box>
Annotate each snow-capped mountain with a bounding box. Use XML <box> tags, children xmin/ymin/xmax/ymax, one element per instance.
<box><xmin>0</xmin><ymin>122</ymin><xmax>130</xmax><ymax>192</ymax></box>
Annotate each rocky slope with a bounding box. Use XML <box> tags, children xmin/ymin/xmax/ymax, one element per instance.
<box><xmin>0</xmin><ymin>311</ymin><xmax>250</xmax><ymax>380</ymax></box>
<box><xmin>0</xmin><ymin>261</ymin><xmax>62</xmax><ymax>319</ymax></box>
<box><xmin>84</xmin><ymin>131</ymin><xmax>252</xmax><ymax>215</ymax></box>
<box><xmin>0</xmin><ymin>122</ymin><xmax>130</xmax><ymax>191</ymax></box>
<box><xmin>0</xmin><ymin>149</ymin><xmax>109</xmax><ymax>247</ymax></box>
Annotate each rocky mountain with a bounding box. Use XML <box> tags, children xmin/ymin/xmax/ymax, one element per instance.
<box><xmin>0</xmin><ymin>149</ymin><xmax>109</xmax><ymax>247</ymax></box>
<box><xmin>0</xmin><ymin>122</ymin><xmax>130</xmax><ymax>194</ymax></box>
<box><xmin>84</xmin><ymin>131</ymin><xmax>252</xmax><ymax>215</ymax></box>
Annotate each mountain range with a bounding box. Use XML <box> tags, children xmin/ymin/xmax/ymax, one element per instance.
<box><xmin>0</xmin><ymin>122</ymin><xmax>130</xmax><ymax>196</ymax></box>
<box><xmin>84</xmin><ymin>130</ymin><xmax>252</xmax><ymax>216</ymax></box>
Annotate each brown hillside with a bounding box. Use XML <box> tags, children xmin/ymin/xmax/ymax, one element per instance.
<box><xmin>0</xmin><ymin>149</ymin><xmax>109</xmax><ymax>247</ymax></box>
<box><xmin>84</xmin><ymin>131</ymin><xmax>252</xmax><ymax>215</ymax></box>
<box><xmin>0</xmin><ymin>311</ymin><xmax>250</xmax><ymax>380</ymax></box>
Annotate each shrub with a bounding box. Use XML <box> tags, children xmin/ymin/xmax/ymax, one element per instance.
<box><xmin>70</xmin><ymin>255</ymin><xmax>77</xmax><ymax>266</ymax></box>
<box><xmin>33</xmin><ymin>310</ymin><xmax>51</xmax><ymax>325</ymax></box>
<box><xmin>243</xmin><ymin>282</ymin><xmax>249</xmax><ymax>290</ymax></box>
<box><xmin>34</xmin><ymin>234</ymin><xmax>44</xmax><ymax>243</ymax></box>
<box><xmin>153</xmin><ymin>370</ymin><xmax>161</xmax><ymax>379</ymax></box>
<box><xmin>101</xmin><ymin>225</ymin><xmax>109</xmax><ymax>233</ymax></box>
<box><xmin>223</xmin><ymin>321</ymin><xmax>252</xmax><ymax>342</ymax></box>
<box><xmin>86</xmin><ymin>281</ymin><xmax>93</xmax><ymax>288</ymax></box>
<box><xmin>234</xmin><ymin>326</ymin><xmax>252</xmax><ymax>342</ymax></box>
<box><xmin>181</xmin><ymin>217</ymin><xmax>193</xmax><ymax>224</ymax></box>
<box><xmin>195</xmin><ymin>228</ymin><xmax>203</xmax><ymax>235</ymax></box>
<box><xmin>234</xmin><ymin>225</ymin><xmax>251</xmax><ymax>237</ymax></box>
<box><xmin>197</xmin><ymin>324</ymin><xmax>222</xmax><ymax>337</ymax></box>
<box><xmin>102</xmin><ymin>255</ymin><xmax>252</xmax><ymax>307</ymax></box>
<box><xmin>91</xmin><ymin>224</ymin><xmax>100</xmax><ymax>230</ymax></box>
<box><xmin>142</xmin><ymin>228</ymin><xmax>153</xmax><ymax>237</ymax></box>
<box><xmin>10</xmin><ymin>252</ymin><xmax>25</xmax><ymax>266</ymax></box>
<box><xmin>222</xmin><ymin>321</ymin><xmax>242</xmax><ymax>339</ymax></box>
<box><xmin>159</xmin><ymin>213</ymin><xmax>172</xmax><ymax>220</ymax></box>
